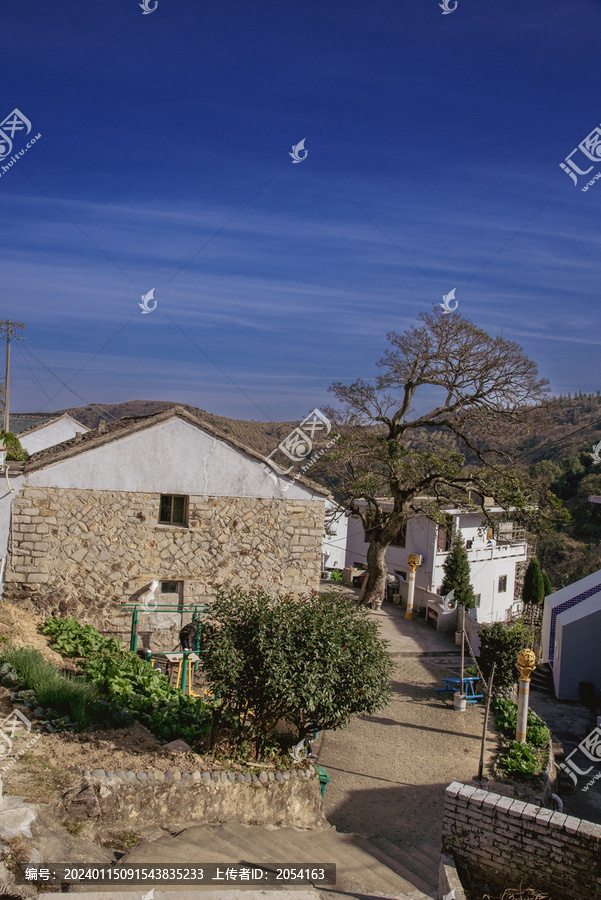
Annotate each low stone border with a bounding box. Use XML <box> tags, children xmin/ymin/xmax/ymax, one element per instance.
<box><xmin>62</xmin><ymin>764</ymin><xmax>326</xmax><ymax>835</ymax></box>
<box><xmin>81</xmin><ymin>764</ymin><xmax>317</xmax><ymax>785</ymax></box>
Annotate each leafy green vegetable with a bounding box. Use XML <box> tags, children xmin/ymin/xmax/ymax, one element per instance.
<box><xmin>42</xmin><ymin>617</ymin><xmax>211</xmax><ymax>744</ymax></box>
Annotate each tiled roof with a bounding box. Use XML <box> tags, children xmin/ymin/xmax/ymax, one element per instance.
<box><xmin>8</xmin><ymin>413</ymin><xmax>57</xmax><ymax>435</ymax></box>
<box><xmin>23</xmin><ymin>406</ymin><xmax>330</xmax><ymax>497</ymax></box>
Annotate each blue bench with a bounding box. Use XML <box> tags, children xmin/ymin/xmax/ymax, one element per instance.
<box><xmin>436</xmin><ymin>676</ymin><xmax>482</xmax><ymax>703</ymax></box>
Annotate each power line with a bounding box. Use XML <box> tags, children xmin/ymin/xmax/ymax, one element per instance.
<box><xmin>15</xmin><ymin>342</ymin><xmax>59</xmax><ymax>410</ymax></box>
<box><xmin>20</xmin><ymin>343</ymin><xmax>118</xmax><ymax>423</ymax></box>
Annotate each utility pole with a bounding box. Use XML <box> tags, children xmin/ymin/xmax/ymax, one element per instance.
<box><xmin>0</xmin><ymin>321</ymin><xmax>25</xmax><ymax>434</ymax></box>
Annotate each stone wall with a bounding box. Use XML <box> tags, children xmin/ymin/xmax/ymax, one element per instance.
<box><xmin>442</xmin><ymin>781</ymin><xmax>601</xmax><ymax>899</ymax></box>
<box><xmin>3</xmin><ymin>487</ymin><xmax>324</xmax><ymax>633</ymax></box>
<box><xmin>62</xmin><ymin>764</ymin><xmax>327</xmax><ymax>835</ymax></box>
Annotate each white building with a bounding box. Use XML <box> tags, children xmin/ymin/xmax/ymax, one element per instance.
<box><xmin>12</xmin><ymin>412</ymin><xmax>89</xmax><ymax>455</ymax></box>
<box><xmin>321</xmin><ymin>499</ymin><xmax>348</xmax><ymax>571</ymax></box>
<box><xmin>345</xmin><ymin>501</ymin><xmax>529</xmax><ymax>624</ymax></box>
<box><xmin>541</xmin><ymin>569</ymin><xmax>601</xmax><ymax>700</ymax></box>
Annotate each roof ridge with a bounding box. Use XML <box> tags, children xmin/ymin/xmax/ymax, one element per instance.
<box><xmin>24</xmin><ymin>406</ymin><xmax>331</xmax><ymax>497</ymax></box>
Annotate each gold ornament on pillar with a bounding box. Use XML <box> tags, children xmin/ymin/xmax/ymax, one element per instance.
<box><xmin>516</xmin><ymin>648</ymin><xmax>536</xmax><ymax>681</ymax></box>
<box><xmin>407</xmin><ymin>553</ymin><xmax>420</xmax><ymax>572</ymax></box>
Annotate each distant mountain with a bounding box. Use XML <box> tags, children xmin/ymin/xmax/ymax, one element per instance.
<box><xmin>27</xmin><ymin>392</ymin><xmax>601</xmax><ymax>468</ymax></box>
<box><xmin>56</xmin><ymin>399</ymin><xmax>298</xmax><ymax>458</ymax></box>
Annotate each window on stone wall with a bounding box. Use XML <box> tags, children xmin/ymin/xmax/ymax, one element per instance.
<box><xmin>473</xmin><ymin>593</ymin><xmax>481</xmax><ymax>608</ymax></box>
<box><xmin>160</xmin><ymin>580</ymin><xmax>183</xmax><ymax>607</ymax></box>
<box><xmin>498</xmin><ymin>575</ymin><xmax>507</xmax><ymax>593</ymax></box>
<box><xmin>159</xmin><ymin>494</ymin><xmax>188</xmax><ymax>526</ymax></box>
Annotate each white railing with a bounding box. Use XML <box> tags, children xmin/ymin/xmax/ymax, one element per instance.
<box><xmin>437</xmin><ymin>542</ymin><xmax>528</xmax><ymax>563</ymax></box>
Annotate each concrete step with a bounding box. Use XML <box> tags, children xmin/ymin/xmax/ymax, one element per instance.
<box><xmin>366</xmin><ymin>836</ymin><xmax>438</xmax><ymax>884</ymax></box>
<box><xmin>44</xmin><ymin>893</ymin><xmax>323</xmax><ymax>900</ymax></box>
<box><xmin>350</xmin><ymin>835</ymin><xmax>436</xmax><ymax>898</ymax></box>
<box><xmin>409</xmin><ymin>839</ymin><xmax>441</xmax><ymax>863</ymax></box>
<box><xmin>281</xmin><ymin>828</ymin><xmax>426</xmax><ymax>898</ymax></box>
<box><xmin>114</xmin><ymin>824</ymin><xmax>435</xmax><ymax>899</ymax></box>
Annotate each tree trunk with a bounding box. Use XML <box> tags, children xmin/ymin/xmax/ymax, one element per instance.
<box><xmin>360</xmin><ymin>541</ymin><xmax>388</xmax><ymax>609</ymax></box>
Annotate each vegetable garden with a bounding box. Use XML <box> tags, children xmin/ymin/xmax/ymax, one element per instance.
<box><xmin>492</xmin><ymin>697</ymin><xmax>550</xmax><ymax>781</ymax></box>
<box><xmin>0</xmin><ymin>588</ymin><xmax>392</xmax><ymax>765</ymax></box>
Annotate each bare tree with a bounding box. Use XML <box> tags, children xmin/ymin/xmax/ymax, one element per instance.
<box><xmin>322</xmin><ymin>309</ymin><xmax>562</xmax><ymax>608</ymax></box>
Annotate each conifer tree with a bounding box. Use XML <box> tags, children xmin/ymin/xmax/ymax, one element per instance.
<box><xmin>522</xmin><ymin>558</ymin><xmax>544</xmax><ymax>606</ymax></box>
<box><xmin>440</xmin><ymin>530</ymin><xmax>475</xmax><ymax>609</ymax></box>
<box><xmin>542</xmin><ymin>571</ymin><xmax>552</xmax><ymax>598</ymax></box>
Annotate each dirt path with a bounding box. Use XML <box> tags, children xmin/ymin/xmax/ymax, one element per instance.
<box><xmin>314</xmin><ymin>604</ymin><xmax>493</xmax><ymax>848</ymax></box>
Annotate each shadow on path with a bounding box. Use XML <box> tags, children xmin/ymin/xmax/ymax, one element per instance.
<box><xmin>325</xmin><ymin>779</ymin><xmax>449</xmax><ymax>848</ymax></box>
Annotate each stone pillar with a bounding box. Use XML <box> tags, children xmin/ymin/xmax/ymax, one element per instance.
<box><xmin>516</xmin><ymin>648</ymin><xmax>536</xmax><ymax>743</ymax></box>
<box><xmin>404</xmin><ymin>554</ymin><xmax>420</xmax><ymax>620</ymax></box>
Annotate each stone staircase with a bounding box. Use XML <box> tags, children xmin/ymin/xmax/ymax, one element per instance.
<box><xmin>530</xmin><ymin>662</ymin><xmax>554</xmax><ymax>695</ymax></box>
<box><xmin>74</xmin><ymin>823</ymin><xmax>439</xmax><ymax>899</ymax></box>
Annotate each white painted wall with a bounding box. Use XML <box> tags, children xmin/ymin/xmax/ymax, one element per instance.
<box><xmin>433</xmin><ymin>554</ymin><xmax>519</xmax><ymax>624</ymax></box>
<box><xmin>344</xmin><ymin>516</ymin><xmax>435</xmax><ymax>585</ymax></box>
<box><xmin>19</xmin><ymin>415</ymin><xmax>89</xmax><ymax>455</ymax></box>
<box><xmin>345</xmin><ymin>509</ymin><xmax>526</xmax><ymax>624</ymax></box>
<box><xmin>26</xmin><ymin>417</ymin><xmax>327</xmax><ymax>504</ymax></box>
<box><xmin>553</xmin><ymin>597</ymin><xmax>601</xmax><ymax>700</ymax></box>
<box><xmin>541</xmin><ymin>570</ymin><xmax>601</xmax><ymax>663</ymax></box>
<box><xmin>0</xmin><ymin>473</ymin><xmax>24</xmax><ymax>559</ymax></box>
<box><xmin>322</xmin><ymin>501</ymin><xmax>348</xmax><ymax>570</ymax></box>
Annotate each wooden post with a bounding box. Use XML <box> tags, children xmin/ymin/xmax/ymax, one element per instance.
<box><xmin>477</xmin><ymin>662</ymin><xmax>495</xmax><ymax>784</ymax></box>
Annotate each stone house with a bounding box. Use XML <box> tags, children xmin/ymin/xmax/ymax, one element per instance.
<box><xmin>1</xmin><ymin>407</ymin><xmax>329</xmax><ymax>640</ymax></box>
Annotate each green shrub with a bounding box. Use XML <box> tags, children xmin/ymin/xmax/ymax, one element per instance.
<box><xmin>0</xmin><ymin>432</ymin><xmax>28</xmax><ymax>462</ymax></box>
<box><xmin>43</xmin><ymin>617</ymin><xmax>211</xmax><ymax>744</ymax></box>
<box><xmin>200</xmin><ymin>587</ymin><xmax>392</xmax><ymax>759</ymax></box>
<box><xmin>478</xmin><ymin>622</ymin><xmax>533</xmax><ymax>687</ymax></box>
<box><xmin>522</xmin><ymin>558</ymin><xmax>544</xmax><ymax>606</ymax></box>
<box><xmin>440</xmin><ymin>530</ymin><xmax>475</xmax><ymax>609</ymax></box>
<box><xmin>0</xmin><ymin>647</ymin><xmax>103</xmax><ymax>730</ymax></box>
<box><xmin>330</xmin><ymin>570</ymin><xmax>343</xmax><ymax>583</ymax></box>
<box><xmin>492</xmin><ymin>697</ymin><xmax>518</xmax><ymax>733</ymax></box>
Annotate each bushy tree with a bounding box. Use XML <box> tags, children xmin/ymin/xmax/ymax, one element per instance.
<box><xmin>440</xmin><ymin>530</ymin><xmax>474</xmax><ymax>609</ymax></box>
<box><xmin>542</xmin><ymin>571</ymin><xmax>552</xmax><ymax>597</ymax></box>
<box><xmin>0</xmin><ymin>431</ymin><xmax>27</xmax><ymax>461</ymax></box>
<box><xmin>522</xmin><ymin>558</ymin><xmax>544</xmax><ymax>606</ymax></box>
<box><xmin>201</xmin><ymin>587</ymin><xmax>392</xmax><ymax>759</ymax></box>
<box><xmin>478</xmin><ymin>621</ymin><xmax>532</xmax><ymax>688</ymax></box>
<box><xmin>537</xmin><ymin>532</ymin><xmax>601</xmax><ymax>589</ymax></box>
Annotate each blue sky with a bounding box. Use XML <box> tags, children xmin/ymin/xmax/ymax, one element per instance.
<box><xmin>2</xmin><ymin>0</ymin><xmax>601</xmax><ymax>422</ymax></box>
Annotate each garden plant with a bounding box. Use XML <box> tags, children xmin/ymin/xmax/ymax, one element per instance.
<box><xmin>200</xmin><ymin>586</ymin><xmax>393</xmax><ymax>759</ymax></box>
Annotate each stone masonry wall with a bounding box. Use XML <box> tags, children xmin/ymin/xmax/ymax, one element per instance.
<box><xmin>63</xmin><ymin>764</ymin><xmax>327</xmax><ymax>835</ymax></box>
<box><xmin>442</xmin><ymin>781</ymin><xmax>601</xmax><ymax>899</ymax></box>
<box><xmin>3</xmin><ymin>487</ymin><xmax>324</xmax><ymax>633</ymax></box>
